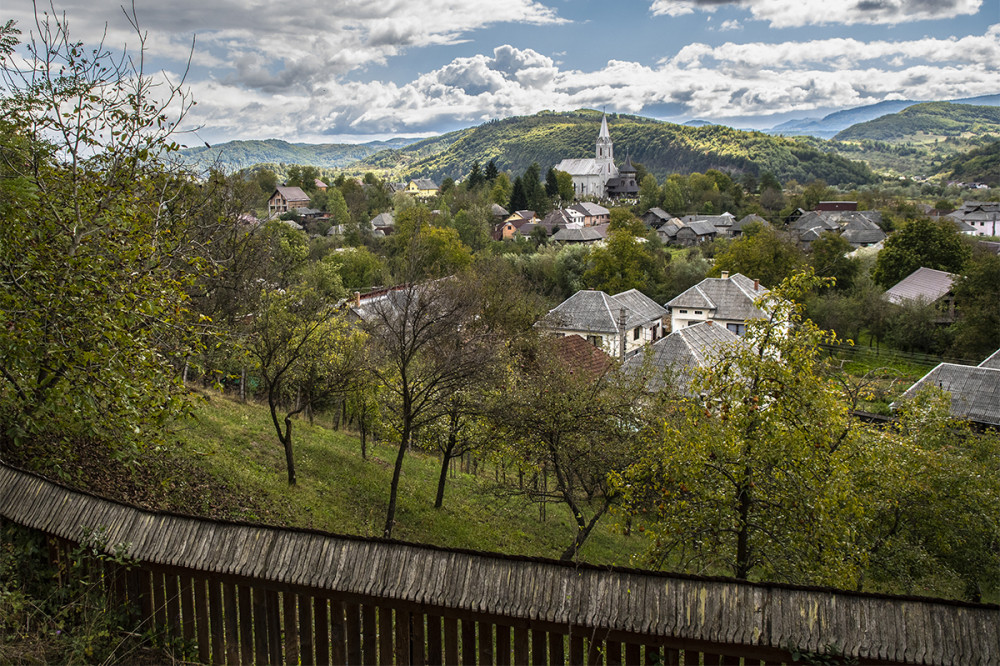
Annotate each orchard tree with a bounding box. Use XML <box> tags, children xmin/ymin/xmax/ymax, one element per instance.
<box><xmin>583</xmin><ymin>228</ymin><xmax>664</xmax><ymax>295</ymax></box>
<box><xmin>614</xmin><ymin>271</ymin><xmax>869</xmax><ymax>585</ymax></box>
<box><xmin>949</xmin><ymin>248</ymin><xmax>1000</xmax><ymax>359</ymax></box>
<box><xmin>0</xmin><ymin>14</ymin><xmax>205</xmax><ymax>459</ymax></box>
<box><xmin>710</xmin><ymin>223</ymin><xmax>804</xmax><ymax>287</ymax></box>
<box><xmin>872</xmin><ymin>217</ymin><xmax>971</xmax><ymax>288</ymax></box>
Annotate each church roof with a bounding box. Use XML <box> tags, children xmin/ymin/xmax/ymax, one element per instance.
<box><xmin>599</xmin><ymin>113</ymin><xmax>610</xmax><ymax>140</ymax></box>
<box><xmin>554</xmin><ymin>158</ymin><xmax>603</xmax><ymax>177</ymax></box>
<box><xmin>620</xmin><ymin>154</ymin><xmax>636</xmax><ymax>173</ymax></box>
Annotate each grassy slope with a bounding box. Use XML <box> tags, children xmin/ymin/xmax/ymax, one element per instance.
<box><xmin>171</xmin><ymin>390</ymin><xmax>646</xmax><ymax>566</ymax></box>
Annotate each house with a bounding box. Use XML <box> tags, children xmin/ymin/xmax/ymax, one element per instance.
<box><xmin>314</xmin><ymin>179</ymin><xmax>328</xmax><ymax>192</ymax></box>
<box><xmin>268</xmin><ymin>186</ymin><xmax>311</xmax><ymax>216</ymax></box>
<box><xmin>490</xmin><ymin>203</ymin><xmax>509</xmax><ymax>220</ymax></box>
<box><xmin>884</xmin><ymin>267</ymin><xmax>957</xmax><ymax>322</ymax></box>
<box><xmin>681</xmin><ymin>213</ymin><xmax>736</xmax><ymax>237</ymax></box>
<box><xmin>947</xmin><ymin>201</ymin><xmax>999</xmax><ymax>237</ymax></box>
<box><xmin>665</xmin><ymin>272</ymin><xmax>768</xmax><ymax>335</ymax></box>
<box><xmin>673</xmin><ymin>219</ymin><xmax>717</xmax><ymax>246</ymax></box>
<box><xmin>535</xmin><ymin>288</ymin><xmax>668</xmax><ymax>360</ymax></box>
<box><xmin>840</xmin><ymin>216</ymin><xmax>886</xmax><ymax>248</ymax></box>
<box><xmin>570</xmin><ymin>202</ymin><xmax>611</xmax><ymax>226</ymax></box>
<box><xmin>370</xmin><ymin>212</ymin><xmax>395</xmax><ymax>234</ymax></box>
<box><xmin>551</xmin><ymin>334</ymin><xmax>615</xmax><ymax>379</ymax></box>
<box><xmin>550</xmin><ymin>226</ymin><xmax>605</xmax><ymax>244</ymax></box>
<box><xmin>730</xmin><ymin>214</ymin><xmax>769</xmax><ymax>238</ymax></box>
<box><xmin>622</xmin><ymin>321</ymin><xmax>740</xmax><ymax>394</ymax></box>
<box><xmin>642</xmin><ymin>208</ymin><xmax>674</xmax><ymax>230</ymax></box>
<box><xmin>541</xmin><ymin>207</ymin><xmax>585</xmax><ymax>230</ymax></box>
<box><xmin>893</xmin><ymin>349</ymin><xmax>1000</xmax><ymax>428</ymax></box>
<box><xmin>405</xmin><ymin>179</ymin><xmax>439</xmax><ymax>199</ymax></box>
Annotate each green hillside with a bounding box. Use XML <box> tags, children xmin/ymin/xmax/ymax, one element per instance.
<box><xmin>177</xmin><ymin>137</ymin><xmax>421</xmax><ymax>170</ymax></box>
<box><xmin>937</xmin><ymin>140</ymin><xmax>1000</xmax><ymax>186</ymax></box>
<box><xmin>357</xmin><ymin>109</ymin><xmax>875</xmax><ymax>187</ymax></box>
<box><xmin>833</xmin><ymin>102</ymin><xmax>1000</xmax><ymax>142</ymax></box>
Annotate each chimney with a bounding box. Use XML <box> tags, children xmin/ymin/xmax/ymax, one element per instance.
<box><xmin>354</xmin><ymin>291</ymin><xmax>361</xmax><ymax>308</ymax></box>
<box><xmin>754</xmin><ymin>279</ymin><xmax>760</xmax><ymax>290</ymax></box>
<box><xmin>721</xmin><ymin>271</ymin><xmax>729</xmax><ymax>279</ymax></box>
<box><xmin>706</xmin><ymin>319</ymin><xmax>712</xmax><ymax>325</ymax></box>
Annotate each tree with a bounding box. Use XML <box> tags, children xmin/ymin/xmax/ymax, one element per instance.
<box><xmin>710</xmin><ymin>224</ymin><xmax>804</xmax><ymax>287</ymax></box>
<box><xmin>248</xmin><ymin>286</ymin><xmax>360</xmax><ymax>485</ymax></box>
<box><xmin>484</xmin><ymin>159</ymin><xmax>499</xmax><ymax>183</ymax></box>
<box><xmin>466</xmin><ymin>161</ymin><xmax>484</xmax><ymax>190</ymax></box>
<box><xmin>545</xmin><ymin>167</ymin><xmax>560</xmax><ymax>197</ymax></box>
<box><xmin>615</xmin><ymin>272</ymin><xmax>868</xmax><ymax>585</ymax></box>
<box><xmin>555</xmin><ymin>170</ymin><xmax>575</xmax><ymax>202</ymax></box>
<box><xmin>809</xmin><ymin>231</ymin><xmax>859</xmax><ymax>291</ymax></box>
<box><xmin>583</xmin><ymin>229</ymin><xmax>663</xmax><ymax>295</ymax></box>
<box><xmin>363</xmin><ymin>278</ymin><xmax>499</xmax><ymax>538</ymax></box>
<box><xmin>492</xmin><ymin>339</ymin><xmax>648</xmax><ymax>560</ymax></box>
<box><xmin>872</xmin><ymin>217</ymin><xmax>971</xmax><ymax>288</ymax></box>
<box><xmin>638</xmin><ymin>174</ymin><xmax>661</xmax><ymax>214</ymax></box>
<box><xmin>950</xmin><ymin>249</ymin><xmax>1000</xmax><ymax>359</ymax></box>
<box><xmin>509</xmin><ymin>175</ymin><xmax>528</xmax><ymax>212</ymax></box>
<box><xmin>0</xmin><ymin>14</ymin><xmax>203</xmax><ymax>459</ymax></box>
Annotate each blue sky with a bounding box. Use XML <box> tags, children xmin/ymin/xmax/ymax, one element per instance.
<box><xmin>6</xmin><ymin>0</ymin><xmax>998</xmax><ymax>144</ymax></box>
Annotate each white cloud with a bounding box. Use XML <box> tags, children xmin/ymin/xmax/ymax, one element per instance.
<box><xmin>650</xmin><ymin>0</ymin><xmax>983</xmax><ymax>27</ymax></box>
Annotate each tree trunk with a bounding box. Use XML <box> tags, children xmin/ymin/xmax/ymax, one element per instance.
<box><xmin>240</xmin><ymin>367</ymin><xmax>246</xmax><ymax>402</ymax></box>
<box><xmin>359</xmin><ymin>413</ymin><xmax>368</xmax><ymax>460</ymax></box>
<box><xmin>283</xmin><ymin>416</ymin><xmax>296</xmax><ymax>486</ymax></box>
<box><xmin>383</xmin><ymin>422</ymin><xmax>410</xmax><ymax>538</ymax></box>
<box><xmin>734</xmin><ymin>463</ymin><xmax>753</xmax><ymax>579</ymax></box>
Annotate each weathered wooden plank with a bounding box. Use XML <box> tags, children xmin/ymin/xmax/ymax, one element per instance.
<box><xmin>208</xmin><ymin>578</ymin><xmax>225</xmax><ymax>665</ymax></box>
<box><xmin>362</xmin><ymin>604</ymin><xmax>378</xmax><ymax>666</ymax></box>
<box><xmin>298</xmin><ymin>593</ymin><xmax>314</xmax><ymax>666</ymax></box>
<box><xmin>194</xmin><ymin>576</ymin><xmax>211</xmax><ymax>666</ymax></box>
<box><xmin>179</xmin><ymin>574</ymin><xmax>196</xmax><ymax>645</ymax></box>
<box><xmin>266</xmin><ymin>589</ymin><xmax>283</xmax><ymax>665</ymax></box>
<box><xmin>496</xmin><ymin>624</ymin><xmax>511</xmax><ymax>666</ymax></box>
<box><xmin>624</xmin><ymin>641</ymin><xmax>641</xmax><ymax>666</ymax></box>
<box><xmin>222</xmin><ymin>581</ymin><xmax>239</xmax><ymax>666</ymax></box>
<box><xmin>165</xmin><ymin>572</ymin><xmax>182</xmax><ymax>640</ymax></box>
<box><xmin>315</xmin><ymin>596</ymin><xmax>330</xmax><ymax>666</ymax></box>
<box><xmin>549</xmin><ymin>632</ymin><xmax>565</xmax><ymax>665</ymax></box>
<box><xmin>283</xmin><ymin>591</ymin><xmax>298</xmax><ymax>666</ymax></box>
<box><xmin>345</xmin><ymin>602</ymin><xmax>362</xmax><ymax>666</ymax></box>
<box><xmin>478</xmin><ymin>620</ymin><xmax>494</xmax><ymax>666</ymax></box>
<box><xmin>513</xmin><ymin>626</ymin><xmax>529</xmax><ymax>666</ymax></box>
<box><xmin>531</xmin><ymin>628</ymin><xmax>548</xmax><ymax>665</ymax></box>
<box><xmin>426</xmin><ymin>614</ymin><xmax>443</xmax><ymax>666</ymax></box>
<box><xmin>330</xmin><ymin>600</ymin><xmax>346</xmax><ymax>666</ymax></box>
<box><xmin>570</xmin><ymin>633</ymin><xmax>585</xmax><ymax>666</ymax></box>
<box><xmin>378</xmin><ymin>605</ymin><xmax>393</xmax><ymax>666</ymax></box>
<box><xmin>152</xmin><ymin>568</ymin><xmax>168</xmax><ymax>630</ymax></box>
<box><xmin>238</xmin><ymin>583</ymin><xmax>254</xmax><ymax>666</ymax></box>
<box><xmin>395</xmin><ymin>609</ymin><xmax>411</xmax><ymax>666</ymax></box>
<box><xmin>443</xmin><ymin>616</ymin><xmax>460</xmax><ymax>666</ymax></box>
<box><xmin>253</xmin><ymin>586</ymin><xmax>270</xmax><ymax>666</ymax></box>
<box><xmin>606</xmin><ymin>639</ymin><xmax>622</xmax><ymax>666</ymax></box>
<box><xmin>461</xmin><ymin>617</ymin><xmax>476</xmax><ymax>666</ymax></box>
<box><xmin>411</xmin><ymin>610</ymin><xmax>426</xmax><ymax>666</ymax></box>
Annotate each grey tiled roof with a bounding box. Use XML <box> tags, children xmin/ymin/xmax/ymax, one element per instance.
<box><xmin>666</xmin><ymin>273</ymin><xmax>768</xmax><ymax>321</ymax></box>
<box><xmin>885</xmin><ymin>267</ymin><xmax>955</xmax><ymax>305</ymax></box>
<box><xmin>571</xmin><ymin>202</ymin><xmax>610</xmax><ymax>217</ymax></box>
<box><xmin>537</xmin><ymin>289</ymin><xmax>665</xmax><ymax>335</ymax></box>
<box><xmin>898</xmin><ymin>363</ymin><xmax>1000</xmax><ymax>426</ymax></box>
<box><xmin>274</xmin><ymin>186</ymin><xmax>310</xmax><ymax>202</ymax></box>
<box><xmin>370</xmin><ymin>212</ymin><xmax>395</xmax><ymax>228</ymax></box>
<box><xmin>613</xmin><ymin>289</ymin><xmax>668</xmax><ymax>323</ymax></box>
<box><xmin>732</xmin><ymin>214</ymin><xmax>769</xmax><ymax>231</ymax></box>
<box><xmin>411</xmin><ymin>178</ymin><xmax>439</xmax><ymax>190</ymax></box>
<box><xmin>623</xmin><ymin>322</ymin><xmax>739</xmax><ymax>392</ymax></box>
<box><xmin>550</xmin><ymin>226</ymin><xmax>604</xmax><ymax>243</ymax></box>
<box><xmin>554</xmin><ymin>158</ymin><xmax>602</xmax><ymax>176</ymax></box>
<box><xmin>979</xmin><ymin>349</ymin><xmax>1000</xmax><ymax>370</ymax></box>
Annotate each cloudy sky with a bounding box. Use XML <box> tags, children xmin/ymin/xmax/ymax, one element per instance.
<box><xmin>6</xmin><ymin>0</ymin><xmax>998</xmax><ymax>144</ymax></box>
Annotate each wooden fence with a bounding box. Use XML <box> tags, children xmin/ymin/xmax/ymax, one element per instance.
<box><xmin>1</xmin><ymin>463</ymin><xmax>996</xmax><ymax>666</ymax></box>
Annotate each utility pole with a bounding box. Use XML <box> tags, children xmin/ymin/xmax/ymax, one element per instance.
<box><xmin>619</xmin><ymin>307</ymin><xmax>627</xmax><ymax>362</ymax></box>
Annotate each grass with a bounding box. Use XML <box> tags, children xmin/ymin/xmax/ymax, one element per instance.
<box><xmin>168</xmin><ymin>389</ymin><xmax>646</xmax><ymax>568</ymax></box>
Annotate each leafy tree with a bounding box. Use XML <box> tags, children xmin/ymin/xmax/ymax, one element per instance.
<box><xmin>638</xmin><ymin>174</ymin><xmax>661</xmax><ymax>214</ymax></box>
<box><xmin>555</xmin><ymin>169</ymin><xmax>575</xmax><ymax>202</ymax></box>
<box><xmin>523</xmin><ymin>163</ymin><xmax>548</xmax><ymax>213</ymax></box>
<box><xmin>872</xmin><ymin>217</ymin><xmax>971</xmax><ymax>288</ymax></box>
<box><xmin>583</xmin><ymin>229</ymin><xmax>662</xmax><ymax>295</ymax></box>
<box><xmin>0</xmin><ymin>14</ymin><xmax>203</xmax><ymax>459</ymax></box>
<box><xmin>491</xmin><ymin>172</ymin><xmax>513</xmax><ymax>207</ymax></box>
<box><xmin>387</xmin><ymin>207</ymin><xmax>472</xmax><ymax>280</ymax></box>
<box><xmin>660</xmin><ymin>179</ymin><xmax>684</xmax><ymax>215</ymax></box>
<box><xmin>615</xmin><ymin>272</ymin><xmax>867</xmax><ymax>585</ymax></box>
<box><xmin>287</xmin><ymin>165</ymin><xmax>321</xmax><ymax>193</ymax></box>
<box><xmin>709</xmin><ymin>224</ymin><xmax>804</xmax><ymax>287</ymax></box>
<box><xmin>950</xmin><ymin>249</ymin><xmax>1000</xmax><ymax>359</ymax></box>
<box><xmin>325</xmin><ymin>188</ymin><xmax>351</xmax><ymax>225</ymax></box>
<box><xmin>492</xmin><ymin>340</ymin><xmax>648</xmax><ymax>560</ymax></box>
<box><xmin>324</xmin><ymin>247</ymin><xmax>387</xmax><ymax>291</ymax></box>
<box><xmin>248</xmin><ymin>285</ymin><xmax>360</xmax><ymax>485</ymax></box>
<box><xmin>809</xmin><ymin>231</ymin><xmax>860</xmax><ymax>291</ymax></box>
<box><xmin>545</xmin><ymin>167</ymin><xmax>560</xmax><ymax>197</ymax></box>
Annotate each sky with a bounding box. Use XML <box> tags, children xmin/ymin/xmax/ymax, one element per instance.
<box><xmin>5</xmin><ymin>0</ymin><xmax>999</xmax><ymax>145</ymax></box>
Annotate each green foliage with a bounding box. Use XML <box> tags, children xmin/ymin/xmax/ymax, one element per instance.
<box><xmin>950</xmin><ymin>248</ymin><xmax>1000</xmax><ymax>358</ymax></box>
<box><xmin>615</xmin><ymin>271</ymin><xmax>868</xmax><ymax>584</ymax></box>
<box><xmin>0</xmin><ymin>14</ymin><xmax>202</xmax><ymax>461</ymax></box>
<box><xmin>871</xmin><ymin>217</ymin><xmax>971</xmax><ymax>288</ymax></box>
<box><xmin>709</xmin><ymin>225</ymin><xmax>804</xmax><ymax>287</ymax></box>
<box><xmin>834</xmin><ymin>102</ymin><xmax>1000</xmax><ymax>143</ymax></box>
<box><xmin>938</xmin><ymin>140</ymin><xmax>1000</xmax><ymax>187</ymax></box>
<box><xmin>583</xmin><ymin>229</ymin><xmax>665</xmax><ymax>296</ymax></box>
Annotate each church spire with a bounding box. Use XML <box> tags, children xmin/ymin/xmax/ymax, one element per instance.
<box><xmin>599</xmin><ymin>113</ymin><xmax>610</xmax><ymax>140</ymax></box>
<box><xmin>596</xmin><ymin>112</ymin><xmax>614</xmax><ymax>166</ymax></box>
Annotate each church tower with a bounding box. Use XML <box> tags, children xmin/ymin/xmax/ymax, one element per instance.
<box><xmin>596</xmin><ymin>113</ymin><xmax>614</xmax><ymax>172</ymax></box>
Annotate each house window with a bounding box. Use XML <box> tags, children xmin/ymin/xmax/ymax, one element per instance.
<box><xmin>694</xmin><ymin>311</ymin><xmax>703</xmax><ymax>315</ymax></box>
<box><xmin>633</xmin><ymin>328</ymin><xmax>640</xmax><ymax>341</ymax></box>
<box><xmin>586</xmin><ymin>334</ymin><xmax>603</xmax><ymax>347</ymax></box>
<box><xmin>727</xmin><ymin>323</ymin><xmax>746</xmax><ymax>336</ymax></box>
<box><xmin>679</xmin><ymin>309</ymin><xmax>688</xmax><ymax>314</ymax></box>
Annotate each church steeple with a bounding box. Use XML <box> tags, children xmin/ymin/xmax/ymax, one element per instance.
<box><xmin>596</xmin><ymin>113</ymin><xmax>614</xmax><ymax>172</ymax></box>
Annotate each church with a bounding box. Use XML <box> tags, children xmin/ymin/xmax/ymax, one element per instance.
<box><xmin>553</xmin><ymin>114</ymin><xmax>638</xmax><ymax>200</ymax></box>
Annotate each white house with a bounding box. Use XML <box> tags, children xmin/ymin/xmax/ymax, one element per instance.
<box><xmin>664</xmin><ymin>272</ymin><xmax>769</xmax><ymax>335</ymax></box>
<box><xmin>535</xmin><ymin>288</ymin><xmax>667</xmax><ymax>360</ymax></box>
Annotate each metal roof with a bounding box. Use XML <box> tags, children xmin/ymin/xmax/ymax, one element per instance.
<box><xmin>884</xmin><ymin>267</ymin><xmax>956</xmax><ymax>305</ymax></box>
<box><xmin>899</xmin><ymin>363</ymin><xmax>1000</xmax><ymax>427</ymax></box>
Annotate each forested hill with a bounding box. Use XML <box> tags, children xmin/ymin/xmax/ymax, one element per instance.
<box><xmin>833</xmin><ymin>102</ymin><xmax>1000</xmax><ymax>142</ymax></box>
<box><xmin>177</xmin><ymin>137</ymin><xmax>421</xmax><ymax>170</ymax></box>
<box><xmin>937</xmin><ymin>141</ymin><xmax>1000</xmax><ymax>186</ymax></box>
<box><xmin>358</xmin><ymin>110</ymin><xmax>875</xmax><ymax>187</ymax></box>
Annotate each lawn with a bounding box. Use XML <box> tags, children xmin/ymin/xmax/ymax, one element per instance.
<box><xmin>168</xmin><ymin>389</ymin><xmax>646</xmax><ymax>568</ymax></box>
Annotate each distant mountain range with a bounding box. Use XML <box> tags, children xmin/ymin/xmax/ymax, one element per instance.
<box><xmin>177</xmin><ymin>137</ymin><xmax>422</xmax><ymax>170</ymax></box>
<box><xmin>767</xmin><ymin>94</ymin><xmax>1000</xmax><ymax>139</ymax></box>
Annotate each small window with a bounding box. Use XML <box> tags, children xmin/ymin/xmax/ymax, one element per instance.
<box><xmin>694</xmin><ymin>310</ymin><xmax>703</xmax><ymax>315</ymax></box>
<box><xmin>679</xmin><ymin>309</ymin><xmax>688</xmax><ymax>314</ymax></box>
<box><xmin>633</xmin><ymin>328</ymin><xmax>640</xmax><ymax>341</ymax></box>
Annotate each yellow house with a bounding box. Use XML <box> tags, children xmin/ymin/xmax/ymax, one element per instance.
<box><xmin>405</xmin><ymin>178</ymin><xmax>439</xmax><ymax>199</ymax></box>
